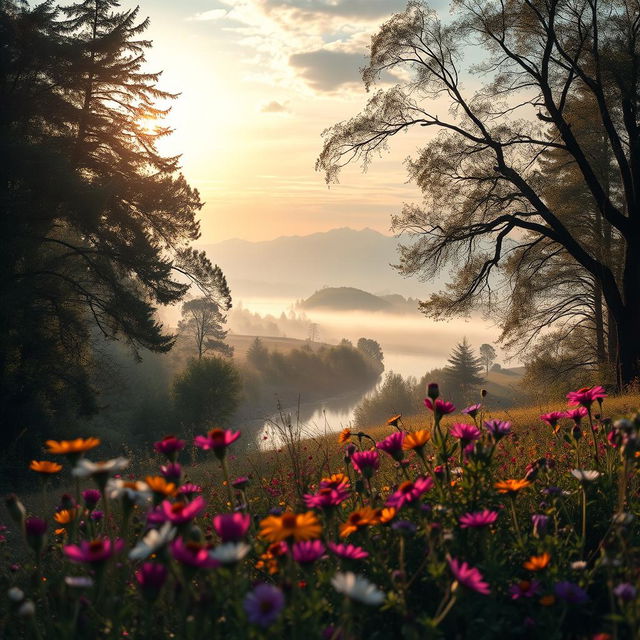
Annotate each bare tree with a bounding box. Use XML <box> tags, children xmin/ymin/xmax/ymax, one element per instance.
<box><xmin>317</xmin><ymin>1</ymin><xmax>640</xmax><ymax>388</ymax></box>
<box><xmin>179</xmin><ymin>296</ymin><xmax>233</xmax><ymax>359</ymax></box>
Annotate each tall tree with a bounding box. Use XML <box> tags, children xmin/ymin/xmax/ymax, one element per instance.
<box><xmin>318</xmin><ymin>1</ymin><xmax>640</xmax><ymax>388</ymax></box>
<box><xmin>179</xmin><ymin>295</ymin><xmax>233</xmax><ymax>360</ymax></box>
<box><xmin>443</xmin><ymin>339</ymin><xmax>484</xmax><ymax>405</ymax></box>
<box><xmin>479</xmin><ymin>344</ymin><xmax>496</xmax><ymax>375</ymax></box>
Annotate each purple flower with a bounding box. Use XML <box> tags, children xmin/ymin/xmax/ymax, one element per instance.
<box><xmin>459</xmin><ymin>510</ymin><xmax>498</xmax><ymax>529</ymax></box>
<box><xmin>292</xmin><ymin>540</ymin><xmax>325</xmax><ymax>565</ymax></box>
<box><xmin>82</xmin><ymin>489</ymin><xmax>101</xmax><ymax>510</ymax></box>
<box><xmin>243</xmin><ymin>583</ymin><xmax>285</xmax><ymax>628</ymax></box>
<box><xmin>170</xmin><ymin>537</ymin><xmax>219</xmax><ymax>569</ymax></box>
<box><xmin>391</xmin><ymin>520</ymin><xmax>417</xmax><ymax>535</ymax></box>
<box><xmin>160</xmin><ymin>463</ymin><xmax>182</xmax><ymax>482</ymax></box>
<box><xmin>531</xmin><ymin>514</ymin><xmax>550</xmax><ymax>537</ymax></box>
<box><xmin>509</xmin><ymin>579</ymin><xmax>541</xmax><ymax>600</ymax></box>
<box><xmin>376</xmin><ymin>432</ymin><xmax>405</xmax><ymax>461</ymax></box>
<box><xmin>386</xmin><ymin>476</ymin><xmax>433</xmax><ymax>509</ymax></box>
<box><xmin>484</xmin><ymin>419</ymin><xmax>511</xmax><ymax>441</ymax></box>
<box><xmin>554</xmin><ymin>581</ymin><xmax>588</xmax><ymax>604</ymax></box>
<box><xmin>462</xmin><ymin>404</ymin><xmax>482</xmax><ymax>418</ymax></box>
<box><xmin>63</xmin><ymin>538</ymin><xmax>124</xmax><ymax>565</ymax></box>
<box><xmin>25</xmin><ymin>517</ymin><xmax>47</xmax><ymax>537</ymax></box>
<box><xmin>327</xmin><ymin>542</ymin><xmax>369</xmax><ymax>560</ymax></box>
<box><xmin>351</xmin><ymin>450</ymin><xmax>380</xmax><ymax>477</ymax></box>
<box><xmin>449</xmin><ymin>423</ymin><xmax>482</xmax><ymax>446</ymax></box>
<box><xmin>613</xmin><ymin>583</ymin><xmax>637</xmax><ymax>602</ymax></box>
<box><xmin>448</xmin><ymin>557</ymin><xmax>490</xmax><ymax>594</ymax></box>
<box><xmin>90</xmin><ymin>510</ymin><xmax>103</xmax><ymax>522</ymax></box>
<box><xmin>213</xmin><ymin>513</ymin><xmax>251</xmax><ymax>542</ymax></box>
<box><xmin>135</xmin><ymin>563</ymin><xmax>168</xmax><ymax>600</ymax></box>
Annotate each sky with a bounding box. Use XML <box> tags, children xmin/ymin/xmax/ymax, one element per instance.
<box><xmin>124</xmin><ymin>0</ymin><xmax>450</xmax><ymax>242</ymax></box>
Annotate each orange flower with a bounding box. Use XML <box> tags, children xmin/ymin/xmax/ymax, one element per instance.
<box><xmin>539</xmin><ymin>594</ymin><xmax>555</xmax><ymax>606</ymax></box>
<box><xmin>376</xmin><ymin>507</ymin><xmax>397</xmax><ymax>524</ymax></box>
<box><xmin>45</xmin><ymin>438</ymin><xmax>100</xmax><ymax>455</ymax></box>
<box><xmin>338</xmin><ymin>428</ymin><xmax>351</xmax><ymax>444</ymax></box>
<box><xmin>403</xmin><ymin>430</ymin><xmax>431</xmax><ymax>451</ymax></box>
<box><xmin>54</xmin><ymin>509</ymin><xmax>77</xmax><ymax>525</ymax></box>
<box><xmin>145</xmin><ymin>476</ymin><xmax>177</xmax><ymax>497</ymax></box>
<box><xmin>387</xmin><ymin>414</ymin><xmax>402</xmax><ymax>427</ymax></box>
<box><xmin>339</xmin><ymin>507</ymin><xmax>379</xmax><ymax>538</ymax></box>
<box><xmin>494</xmin><ymin>479</ymin><xmax>531</xmax><ymax>495</ymax></box>
<box><xmin>259</xmin><ymin>511</ymin><xmax>321</xmax><ymax>543</ymax></box>
<box><xmin>321</xmin><ymin>473</ymin><xmax>350</xmax><ymax>490</ymax></box>
<box><xmin>523</xmin><ymin>552</ymin><xmax>551</xmax><ymax>571</ymax></box>
<box><xmin>29</xmin><ymin>460</ymin><xmax>62</xmax><ymax>474</ymax></box>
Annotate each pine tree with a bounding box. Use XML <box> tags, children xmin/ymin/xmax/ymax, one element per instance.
<box><xmin>443</xmin><ymin>339</ymin><xmax>484</xmax><ymax>405</ymax></box>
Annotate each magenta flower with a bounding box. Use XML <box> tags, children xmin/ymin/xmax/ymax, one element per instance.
<box><xmin>160</xmin><ymin>495</ymin><xmax>206</xmax><ymax>525</ymax></box>
<box><xmin>194</xmin><ymin>428</ymin><xmax>241</xmax><ymax>458</ymax></box>
<box><xmin>232</xmin><ymin>476</ymin><xmax>250</xmax><ymax>489</ymax></box>
<box><xmin>448</xmin><ymin>557</ymin><xmax>490</xmax><ymax>594</ymax></box>
<box><xmin>292</xmin><ymin>540</ymin><xmax>325</xmax><ymax>565</ymax></box>
<box><xmin>303</xmin><ymin>486</ymin><xmax>350</xmax><ymax>509</ymax></box>
<box><xmin>351</xmin><ymin>450</ymin><xmax>380</xmax><ymax>477</ymax></box>
<box><xmin>484</xmin><ymin>420</ymin><xmax>511</xmax><ymax>441</ymax></box>
<box><xmin>459</xmin><ymin>509</ymin><xmax>499</xmax><ymax>529</ymax></box>
<box><xmin>509</xmin><ymin>579</ymin><xmax>541</xmax><ymax>600</ymax></box>
<box><xmin>82</xmin><ymin>489</ymin><xmax>101</xmax><ymax>510</ymax></box>
<box><xmin>178</xmin><ymin>483</ymin><xmax>202</xmax><ymax>498</ymax></box>
<box><xmin>376</xmin><ymin>432</ymin><xmax>406</xmax><ymax>461</ymax></box>
<box><xmin>462</xmin><ymin>403</ymin><xmax>482</xmax><ymax>418</ymax></box>
<box><xmin>153</xmin><ymin>435</ymin><xmax>185</xmax><ymax>461</ymax></box>
<box><xmin>566</xmin><ymin>386</ymin><xmax>607</xmax><ymax>408</ymax></box>
<box><xmin>327</xmin><ymin>542</ymin><xmax>369</xmax><ymax>560</ymax></box>
<box><xmin>64</xmin><ymin>538</ymin><xmax>124</xmax><ymax>565</ymax></box>
<box><xmin>244</xmin><ymin>583</ymin><xmax>285</xmax><ymax>628</ymax></box>
<box><xmin>170</xmin><ymin>537</ymin><xmax>219</xmax><ymax>569</ymax></box>
<box><xmin>136</xmin><ymin>563</ymin><xmax>168</xmax><ymax>600</ymax></box>
<box><xmin>449</xmin><ymin>423</ymin><xmax>481</xmax><ymax>446</ymax></box>
<box><xmin>386</xmin><ymin>476</ymin><xmax>434</xmax><ymax>509</ymax></box>
<box><xmin>160</xmin><ymin>462</ymin><xmax>182</xmax><ymax>482</ymax></box>
<box><xmin>540</xmin><ymin>412</ymin><xmax>566</xmax><ymax>431</ymax></box>
<box><xmin>424</xmin><ymin>398</ymin><xmax>455</xmax><ymax>416</ymax></box>
<box><xmin>565</xmin><ymin>407</ymin><xmax>588</xmax><ymax>423</ymax></box>
<box><xmin>213</xmin><ymin>513</ymin><xmax>251</xmax><ymax>542</ymax></box>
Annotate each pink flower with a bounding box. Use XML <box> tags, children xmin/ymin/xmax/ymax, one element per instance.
<box><xmin>160</xmin><ymin>462</ymin><xmax>182</xmax><ymax>482</ymax></box>
<box><xmin>448</xmin><ymin>557</ymin><xmax>490</xmax><ymax>594</ymax></box>
<box><xmin>540</xmin><ymin>412</ymin><xmax>566</xmax><ymax>430</ymax></box>
<box><xmin>509</xmin><ymin>579</ymin><xmax>541</xmax><ymax>600</ymax></box>
<box><xmin>386</xmin><ymin>476</ymin><xmax>434</xmax><ymax>509</ymax></box>
<box><xmin>213</xmin><ymin>513</ymin><xmax>251</xmax><ymax>542</ymax></box>
<box><xmin>170</xmin><ymin>537</ymin><xmax>219</xmax><ymax>569</ymax></box>
<box><xmin>351</xmin><ymin>450</ymin><xmax>380</xmax><ymax>477</ymax></box>
<box><xmin>424</xmin><ymin>398</ymin><xmax>455</xmax><ymax>416</ymax></box>
<box><xmin>160</xmin><ymin>495</ymin><xmax>206</xmax><ymax>525</ymax></box>
<box><xmin>136</xmin><ymin>563</ymin><xmax>168</xmax><ymax>600</ymax></box>
<box><xmin>376</xmin><ymin>432</ymin><xmax>406</xmax><ymax>461</ymax></box>
<box><xmin>64</xmin><ymin>538</ymin><xmax>124</xmax><ymax>565</ymax></box>
<box><xmin>449</xmin><ymin>423</ymin><xmax>481</xmax><ymax>445</ymax></box>
<box><xmin>153</xmin><ymin>435</ymin><xmax>185</xmax><ymax>460</ymax></box>
<box><xmin>462</xmin><ymin>404</ymin><xmax>482</xmax><ymax>418</ymax></box>
<box><xmin>194</xmin><ymin>428</ymin><xmax>241</xmax><ymax>458</ymax></box>
<box><xmin>484</xmin><ymin>420</ymin><xmax>511</xmax><ymax>441</ymax></box>
<box><xmin>565</xmin><ymin>407</ymin><xmax>588</xmax><ymax>423</ymax></box>
<box><xmin>459</xmin><ymin>509</ymin><xmax>499</xmax><ymax>529</ymax></box>
<box><xmin>178</xmin><ymin>483</ymin><xmax>202</xmax><ymax>498</ymax></box>
<box><xmin>303</xmin><ymin>486</ymin><xmax>350</xmax><ymax>509</ymax></box>
<box><xmin>327</xmin><ymin>542</ymin><xmax>369</xmax><ymax>560</ymax></box>
<box><xmin>566</xmin><ymin>386</ymin><xmax>607</xmax><ymax>408</ymax></box>
<box><xmin>292</xmin><ymin>540</ymin><xmax>325</xmax><ymax>565</ymax></box>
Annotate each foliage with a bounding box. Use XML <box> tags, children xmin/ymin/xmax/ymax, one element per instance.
<box><xmin>357</xmin><ymin>338</ymin><xmax>384</xmax><ymax>364</ymax></box>
<box><xmin>443</xmin><ymin>339</ymin><xmax>485</xmax><ymax>406</ymax></box>
<box><xmin>179</xmin><ymin>296</ymin><xmax>233</xmax><ymax>360</ymax></box>
<box><xmin>353</xmin><ymin>372</ymin><xmax>420</xmax><ymax>428</ymax></box>
<box><xmin>479</xmin><ymin>344</ymin><xmax>497</xmax><ymax>375</ymax></box>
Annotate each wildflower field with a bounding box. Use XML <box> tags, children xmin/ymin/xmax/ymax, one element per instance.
<box><xmin>2</xmin><ymin>385</ymin><xmax>640</xmax><ymax>639</ymax></box>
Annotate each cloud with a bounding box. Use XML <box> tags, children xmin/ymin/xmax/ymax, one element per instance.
<box><xmin>257</xmin><ymin>0</ymin><xmax>409</xmax><ymax>20</ymax></box>
<box><xmin>289</xmin><ymin>49</ymin><xmax>366</xmax><ymax>91</ymax></box>
<box><xmin>259</xmin><ymin>100</ymin><xmax>289</xmax><ymax>112</ymax></box>
<box><xmin>190</xmin><ymin>9</ymin><xmax>228</xmax><ymax>21</ymax></box>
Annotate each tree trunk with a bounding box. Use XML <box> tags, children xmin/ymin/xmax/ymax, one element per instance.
<box><xmin>616</xmin><ymin>237</ymin><xmax>640</xmax><ymax>388</ymax></box>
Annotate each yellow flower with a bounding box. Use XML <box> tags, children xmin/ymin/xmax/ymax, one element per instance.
<box><xmin>403</xmin><ymin>430</ymin><xmax>431</xmax><ymax>451</ymax></box>
<box><xmin>338</xmin><ymin>428</ymin><xmax>351</xmax><ymax>444</ymax></box>
<box><xmin>494</xmin><ymin>479</ymin><xmax>531</xmax><ymax>495</ymax></box>
<box><xmin>386</xmin><ymin>414</ymin><xmax>402</xmax><ymax>427</ymax></box>
<box><xmin>339</xmin><ymin>507</ymin><xmax>379</xmax><ymax>538</ymax></box>
<box><xmin>523</xmin><ymin>552</ymin><xmax>551</xmax><ymax>571</ymax></box>
<box><xmin>45</xmin><ymin>438</ymin><xmax>100</xmax><ymax>455</ymax></box>
<box><xmin>259</xmin><ymin>512</ymin><xmax>321</xmax><ymax>543</ymax></box>
<box><xmin>321</xmin><ymin>473</ymin><xmax>350</xmax><ymax>490</ymax></box>
<box><xmin>29</xmin><ymin>460</ymin><xmax>62</xmax><ymax>474</ymax></box>
<box><xmin>145</xmin><ymin>476</ymin><xmax>177</xmax><ymax>497</ymax></box>
<box><xmin>54</xmin><ymin>509</ymin><xmax>77</xmax><ymax>525</ymax></box>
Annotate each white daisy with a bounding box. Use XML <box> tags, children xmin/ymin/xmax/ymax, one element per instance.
<box><xmin>209</xmin><ymin>542</ymin><xmax>250</xmax><ymax>565</ymax></box>
<box><xmin>129</xmin><ymin>522</ymin><xmax>176</xmax><ymax>561</ymax></box>
<box><xmin>72</xmin><ymin>457</ymin><xmax>130</xmax><ymax>479</ymax></box>
<box><xmin>331</xmin><ymin>572</ymin><xmax>385</xmax><ymax>606</ymax></box>
<box><xmin>571</xmin><ymin>469</ymin><xmax>601</xmax><ymax>483</ymax></box>
<box><xmin>106</xmin><ymin>478</ymin><xmax>151</xmax><ymax>506</ymax></box>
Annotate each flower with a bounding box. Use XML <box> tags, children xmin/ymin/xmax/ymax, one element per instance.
<box><xmin>402</xmin><ymin>430</ymin><xmax>431</xmax><ymax>451</ymax></box>
<box><xmin>213</xmin><ymin>513</ymin><xmax>251</xmax><ymax>542</ymax></box>
<box><xmin>29</xmin><ymin>460</ymin><xmax>62</xmax><ymax>474</ymax></box>
<box><xmin>450</xmin><ymin>423</ymin><xmax>481</xmax><ymax>445</ymax></box>
<box><xmin>462</xmin><ymin>403</ymin><xmax>482</xmax><ymax>418</ymax></box>
<box><xmin>319</xmin><ymin>473</ymin><xmax>350</xmax><ymax>490</ymax></box>
<box><xmin>540</xmin><ymin>411</ymin><xmax>566</xmax><ymax>432</ymax></box>
<box><xmin>459</xmin><ymin>509</ymin><xmax>499</xmax><ymax>529</ymax></box>
<box><xmin>331</xmin><ymin>572</ymin><xmax>385</xmax><ymax>605</ymax></box>
<box><xmin>209</xmin><ymin>541</ymin><xmax>251</xmax><ymax>564</ymax></box>
<box><xmin>565</xmin><ymin>407</ymin><xmax>588</xmax><ymax>423</ymax></box>
<box><xmin>25</xmin><ymin>518</ymin><xmax>47</xmax><ymax>554</ymax></box>
<box><xmin>567</xmin><ymin>386</ymin><xmax>607</xmax><ymax>408</ymax></box>
<box><xmin>63</xmin><ymin>538</ymin><xmax>124</xmax><ymax>565</ymax></box>
<box><xmin>509</xmin><ymin>580</ymin><xmax>541</xmax><ymax>600</ymax></box>
<box><xmin>82</xmin><ymin>489</ymin><xmax>101</xmax><ymax>510</ymax></box>
<box><xmin>571</xmin><ymin>469</ymin><xmax>601</xmax><ymax>484</ymax></box>
<box><xmin>532</xmin><ymin>514</ymin><xmax>550</xmax><ymax>537</ymax></box>
<box><xmin>613</xmin><ymin>583</ymin><xmax>637</xmax><ymax>601</ymax></box>
<box><xmin>160</xmin><ymin>463</ymin><xmax>182</xmax><ymax>482</ymax></box>
<box><xmin>350</xmin><ymin>450</ymin><xmax>380</xmax><ymax>476</ymax></box>
<box><xmin>523</xmin><ymin>552</ymin><xmax>551</xmax><ymax>571</ymax></box>
<box><xmin>194</xmin><ymin>428</ymin><xmax>241</xmax><ymax>457</ymax></box>
<box><xmin>54</xmin><ymin>509</ymin><xmax>77</xmax><ymax>525</ymax></box>
<box><xmin>64</xmin><ymin>576</ymin><xmax>94</xmax><ymax>589</ymax></box>
<box><xmin>376</xmin><ymin>432</ymin><xmax>406</xmax><ymax>460</ymax></box>
<box><xmin>106</xmin><ymin>479</ymin><xmax>151</xmax><ymax>506</ymax></box>
<box><xmin>304</xmin><ymin>486</ymin><xmax>350</xmax><ymax>509</ymax></box>
<box><xmin>72</xmin><ymin>458</ymin><xmax>130</xmax><ymax>483</ymax></box>
<box><xmin>340</xmin><ymin>507</ymin><xmax>380</xmax><ymax>537</ymax></box>
<box><xmin>292</xmin><ymin>540</ymin><xmax>325</xmax><ymax>565</ymax></box>
<box><xmin>484</xmin><ymin>419</ymin><xmax>511</xmax><ymax>441</ymax></box>
<box><xmin>424</xmin><ymin>398</ymin><xmax>455</xmax><ymax>416</ymax></box>
<box><xmin>129</xmin><ymin>522</ymin><xmax>176</xmax><ymax>560</ymax></box>
<box><xmin>554</xmin><ymin>581</ymin><xmax>588</xmax><ymax>604</ymax></box>
<box><xmin>385</xmin><ymin>476</ymin><xmax>434</xmax><ymax>509</ymax></box>
<box><xmin>386</xmin><ymin>414</ymin><xmax>402</xmax><ymax>427</ymax></box>
<box><xmin>45</xmin><ymin>438</ymin><xmax>100</xmax><ymax>456</ymax></box>
<box><xmin>146</xmin><ymin>476</ymin><xmax>178</xmax><ymax>498</ymax></box>
<box><xmin>153</xmin><ymin>435</ymin><xmax>185</xmax><ymax>460</ymax></box>
<box><xmin>259</xmin><ymin>511</ymin><xmax>321</xmax><ymax>543</ymax></box>
<box><xmin>338</xmin><ymin>428</ymin><xmax>351</xmax><ymax>444</ymax></box>
<box><xmin>135</xmin><ymin>563</ymin><xmax>168</xmax><ymax>601</ymax></box>
<box><xmin>327</xmin><ymin>542</ymin><xmax>369</xmax><ymax>560</ymax></box>
<box><xmin>494</xmin><ymin>479</ymin><xmax>531</xmax><ymax>495</ymax></box>
<box><xmin>243</xmin><ymin>584</ymin><xmax>285</xmax><ymax>628</ymax></box>
<box><xmin>426</xmin><ymin>382</ymin><xmax>439</xmax><ymax>399</ymax></box>
<box><xmin>170</xmin><ymin>537</ymin><xmax>219</xmax><ymax>569</ymax></box>
<box><xmin>160</xmin><ymin>496</ymin><xmax>206</xmax><ymax>525</ymax></box>
<box><xmin>448</xmin><ymin>557</ymin><xmax>490</xmax><ymax>595</ymax></box>
<box><xmin>232</xmin><ymin>476</ymin><xmax>250</xmax><ymax>489</ymax></box>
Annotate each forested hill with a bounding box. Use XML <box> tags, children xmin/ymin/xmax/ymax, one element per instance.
<box><xmin>299</xmin><ymin>287</ymin><xmax>420</xmax><ymax>313</ymax></box>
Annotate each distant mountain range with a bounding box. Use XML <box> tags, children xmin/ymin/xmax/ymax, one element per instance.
<box><xmin>198</xmin><ymin>228</ymin><xmax>442</xmax><ymax>299</ymax></box>
<box><xmin>300</xmin><ymin>287</ymin><xmax>420</xmax><ymax>314</ymax></box>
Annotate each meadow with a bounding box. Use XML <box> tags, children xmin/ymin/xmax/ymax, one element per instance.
<box><xmin>1</xmin><ymin>385</ymin><xmax>639</xmax><ymax>639</ymax></box>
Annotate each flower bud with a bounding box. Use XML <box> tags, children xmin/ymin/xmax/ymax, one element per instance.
<box><xmin>4</xmin><ymin>495</ymin><xmax>26</xmax><ymax>529</ymax></box>
<box><xmin>427</xmin><ymin>382</ymin><xmax>439</xmax><ymax>400</ymax></box>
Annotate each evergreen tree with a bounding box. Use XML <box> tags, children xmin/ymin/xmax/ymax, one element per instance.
<box><xmin>246</xmin><ymin>337</ymin><xmax>269</xmax><ymax>370</ymax></box>
<box><xmin>179</xmin><ymin>296</ymin><xmax>233</xmax><ymax>360</ymax></box>
<box><xmin>443</xmin><ymin>339</ymin><xmax>484</xmax><ymax>405</ymax></box>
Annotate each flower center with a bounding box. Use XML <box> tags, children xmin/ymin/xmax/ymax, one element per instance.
<box><xmin>281</xmin><ymin>514</ymin><xmax>297</xmax><ymax>529</ymax></box>
<box><xmin>171</xmin><ymin>502</ymin><xmax>185</xmax><ymax>513</ymax></box>
<box><xmin>399</xmin><ymin>481</ymin><xmax>414</xmax><ymax>493</ymax></box>
<box><xmin>89</xmin><ymin>540</ymin><xmax>104</xmax><ymax>553</ymax></box>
